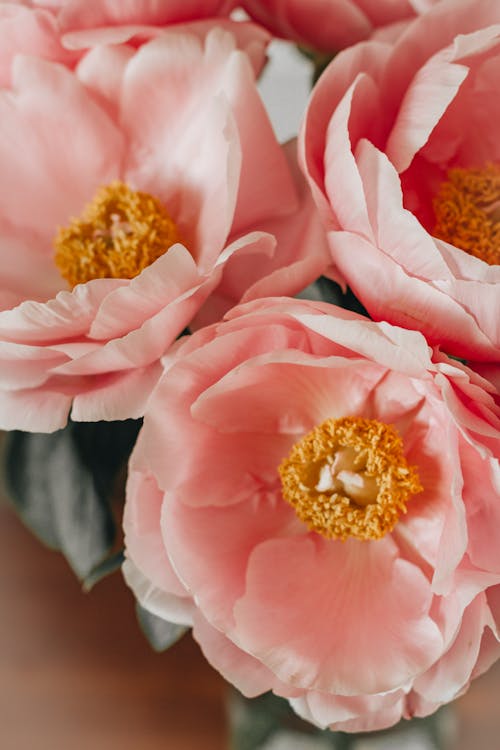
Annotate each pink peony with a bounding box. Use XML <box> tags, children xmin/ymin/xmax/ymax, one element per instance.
<box><xmin>241</xmin><ymin>0</ymin><xmax>429</xmax><ymax>54</ymax></box>
<box><xmin>0</xmin><ymin>1</ymin><xmax>269</xmax><ymax>84</ymax></box>
<box><xmin>0</xmin><ymin>29</ymin><xmax>328</xmax><ymax>431</ymax></box>
<box><xmin>301</xmin><ymin>0</ymin><xmax>500</xmax><ymax>362</ymax></box>
<box><xmin>123</xmin><ymin>297</ymin><xmax>500</xmax><ymax>733</ymax></box>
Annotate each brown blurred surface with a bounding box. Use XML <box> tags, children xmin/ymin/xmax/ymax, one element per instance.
<box><xmin>1</xmin><ymin>500</ymin><xmax>500</xmax><ymax>750</ymax></box>
<box><xmin>0</xmin><ymin>504</ymin><xmax>226</xmax><ymax>750</ymax></box>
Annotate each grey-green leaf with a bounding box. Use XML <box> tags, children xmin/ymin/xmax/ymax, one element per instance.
<box><xmin>135</xmin><ymin>604</ymin><xmax>188</xmax><ymax>652</ymax></box>
<box><xmin>3</xmin><ymin>419</ymin><xmax>140</xmax><ymax>580</ymax></box>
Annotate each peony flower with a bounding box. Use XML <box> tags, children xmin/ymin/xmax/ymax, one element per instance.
<box><xmin>123</xmin><ymin>297</ymin><xmax>500</xmax><ymax>733</ymax></box>
<box><xmin>301</xmin><ymin>0</ymin><xmax>500</xmax><ymax>363</ymax></box>
<box><xmin>241</xmin><ymin>0</ymin><xmax>430</xmax><ymax>54</ymax></box>
<box><xmin>0</xmin><ymin>29</ymin><xmax>328</xmax><ymax>431</ymax></box>
<box><xmin>0</xmin><ymin>1</ymin><xmax>269</xmax><ymax>84</ymax></box>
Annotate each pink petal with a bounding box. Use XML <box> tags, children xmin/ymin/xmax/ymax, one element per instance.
<box><xmin>0</xmin><ymin>279</ymin><xmax>122</xmax><ymax>344</ymax></box>
<box><xmin>0</xmin><ymin>385</ymin><xmax>72</xmax><ymax>432</ymax></box>
<box><xmin>88</xmin><ymin>245</ymin><xmax>200</xmax><ymax>340</ymax></box>
<box><xmin>191</xmin><ymin>355</ymin><xmax>386</xmax><ymax>435</ymax></box>
<box><xmin>124</xmin><ymin>433</ymin><xmax>191</xmax><ymax>598</ymax></box>
<box><xmin>76</xmin><ymin>44</ymin><xmax>135</xmax><ymax>119</ymax></box>
<box><xmin>385</xmin><ymin>48</ymin><xmax>468</xmax><ymax>173</ymax></box>
<box><xmin>163</xmin><ymin>489</ymin><xmax>296</xmax><ymax>628</ymax></box>
<box><xmin>243</xmin><ymin>0</ymin><xmax>372</xmax><ymax>53</ymax></box>
<box><xmin>0</xmin><ymin>340</ymin><xmax>68</xmax><ymax>389</ymax></box>
<box><xmin>0</xmin><ymin>232</ymin><xmax>63</xmax><ymax>309</ymax></box>
<box><xmin>291</xmin><ymin>689</ymin><xmax>406</xmax><ymax>733</ymax></box>
<box><xmin>192</xmin><ymin>612</ymin><xmax>298</xmax><ymax>698</ymax></box>
<box><xmin>224</xmin><ymin>51</ymin><xmax>298</xmax><ymax>237</ymax></box>
<box><xmin>58</xmin><ymin>0</ymin><xmax>231</xmax><ymax>30</ymax></box>
<box><xmin>461</xmin><ymin>444</ymin><xmax>500</xmax><ymax>574</ymax></box>
<box><xmin>233</xmin><ymin>535</ymin><xmax>443</xmax><ymax>695</ymax></box>
<box><xmin>63</xmin><ymin>18</ymin><xmax>270</xmax><ymax>77</ymax></box>
<box><xmin>300</xmin><ymin>39</ymin><xmax>391</xmax><ymax>223</ymax></box>
<box><xmin>413</xmin><ymin>592</ymin><xmax>494</xmax><ymax>704</ymax></box>
<box><xmin>323</xmin><ymin>75</ymin><xmax>376</xmax><ymax>242</ymax></box>
<box><xmin>122</xmin><ymin>558</ymin><xmax>194</xmax><ymax>626</ymax></box>
<box><xmin>0</xmin><ymin>5</ymin><xmax>76</xmax><ymax>87</ymax></box>
<box><xmin>328</xmin><ymin>231</ymin><xmax>497</xmax><ymax>360</ymax></box>
<box><xmin>355</xmin><ymin>138</ymin><xmax>451</xmax><ymax>278</ymax></box>
<box><xmin>70</xmin><ymin>360</ymin><xmax>163</xmax><ymax>421</ymax></box>
<box><xmin>143</xmin><ymin>321</ymin><xmax>317</xmax><ymax>500</ymax></box>
<box><xmin>120</xmin><ymin>31</ymin><xmax>242</xmax><ymax>267</ymax></box>
<box><xmin>0</xmin><ymin>56</ymin><xmax>123</xmax><ymax>247</ymax></box>
<box><xmin>216</xmin><ymin>139</ymin><xmax>332</xmax><ymax>310</ymax></box>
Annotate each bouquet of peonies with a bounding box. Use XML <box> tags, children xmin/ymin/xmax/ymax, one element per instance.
<box><xmin>1</xmin><ymin>0</ymin><xmax>499</xmax><ymax>747</ymax></box>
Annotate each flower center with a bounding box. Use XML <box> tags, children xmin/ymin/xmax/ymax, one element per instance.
<box><xmin>433</xmin><ymin>164</ymin><xmax>500</xmax><ymax>265</ymax></box>
<box><xmin>54</xmin><ymin>181</ymin><xmax>181</xmax><ymax>286</ymax></box>
<box><xmin>278</xmin><ymin>417</ymin><xmax>422</xmax><ymax>541</ymax></box>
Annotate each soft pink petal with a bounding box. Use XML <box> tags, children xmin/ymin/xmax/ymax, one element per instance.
<box><xmin>63</xmin><ymin>18</ymin><xmax>270</xmax><ymax>77</ymax></box>
<box><xmin>0</xmin><ymin>279</ymin><xmax>122</xmax><ymax>344</ymax></box>
<box><xmin>323</xmin><ymin>75</ymin><xmax>376</xmax><ymax>241</ymax></box>
<box><xmin>163</xmin><ymin>489</ymin><xmax>296</xmax><ymax>628</ymax></box>
<box><xmin>355</xmin><ymin>138</ymin><xmax>451</xmax><ymax>278</ymax></box>
<box><xmin>0</xmin><ymin>232</ymin><xmax>63</xmax><ymax>309</ymax></box>
<box><xmin>192</xmin><ymin>612</ymin><xmax>299</xmax><ymax>699</ymax></box>
<box><xmin>461</xmin><ymin>443</ymin><xmax>500</xmax><ymax>574</ymax></box>
<box><xmin>385</xmin><ymin>48</ymin><xmax>469</xmax><ymax>173</ymax></box>
<box><xmin>76</xmin><ymin>43</ymin><xmax>134</xmax><ymax>119</ymax></box>
<box><xmin>300</xmin><ymin>39</ymin><xmax>392</xmax><ymax>223</ymax></box>
<box><xmin>224</xmin><ymin>52</ymin><xmax>298</xmax><ymax>237</ymax></box>
<box><xmin>0</xmin><ymin>385</ymin><xmax>73</xmax><ymax>432</ymax></box>
<box><xmin>120</xmin><ymin>31</ymin><xmax>242</xmax><ymax>267</ymax></box>
<box><xmin>0</xmin><ymin>5</ymin><xmax>76</xmax><ymax>87</ymax></box>
<box><xmin>414</xmin><ymin>592</ymin><xmax>495</xmax><ymax>704</ymax></box>
<box><xmin>380</xmin><ymin>0</ymin><xmax>500</xmax><ymax>121</ymax></box>
<box><xmin>291</xmin><ymin>306</ymin><xmax>433</xmax><ymax>375</ymax></box>
<box><xmin>0</xmin><ymin>56</ymin><xmax>123</xmax><ymax>247</ymax></box>
<box><xmin>53</xmin><ymin>279</ymin><xmax>210</xmax><ymax>375</ymax></box>
<box><xmin>122</xmin><ymin>558</ymin><xmax>194</xmax><ymax>626</ymax></box>
<box><xmin>291</xmin><ymin>689</ymin><xmax>406</xmax><ymax>733</ymax></box>
<box><xmin>233</xmin><ymin>535</ymin><xmax>443</xmax><ymax>695</ymax></box>
<box><xmin>70</xmin><ymin>360</ymin><xmax>163</xmax><ymax>421</ymax></box>
<box><xmin>124</xmin><ymin>433</ymin><xmax>191</xmax><ymax>598</ymax></box>
<box><xmin>143</xmin><ymin>320</ymin><xmax>316</xmax><ymax>499</ymax></box>
<box><xmin>88</xmin><ymin>245</ymin><xmax>200</xmax><ymax>340</ymax></box>
<box><xmin>328</xmin><ymin>231</ymin><xmax>497</xmax><ymax>360</ymax></box>
<box><xmin>0</xmin><ymin>340</ymin><xmax>68</xmax><ymax>388</ymax></box>
<box><xmin>243</xmin><ymin>0</ymin><xmax>374</xmax><ymax>53</ymax></box>
<box><xmin>191</xmin><ymin>355</ymin><xmax>386</xmax><ymax>435</ymax></box>
<box><xmin>58</xmin><ymin>0</ymin><xmax>232</xmax><ymax>30</ymax></box>
<box><xmin>214</xmin><ymin>139</ymin><xmax>332</xmax><ymax>312</ymax></box>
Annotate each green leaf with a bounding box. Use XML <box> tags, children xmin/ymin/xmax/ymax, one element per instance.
<box><xmin>3</xmin><ymin>419</ymin><xmax>141</xmax><ymax>580</ymax></box>
<box><xmin>135</xmin><ymin>604</ymin><xmax>188</xmax><ymax>652</ymax></box>
<box><xmin>83</xmin><ymin>549</ymin><xmax>125</xmax><ymax>591</ymax></box>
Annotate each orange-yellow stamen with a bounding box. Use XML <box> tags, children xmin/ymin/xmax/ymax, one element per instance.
<box><xmin>278</xmin><ymin>417</ymin><xmax>422</xmax><ymax>541</ymax></box>
<box><xmin>433</xmin><ymin>164</ymin><xmax>500</xmax><ymax>265</ymax></box>
<box><xmin>54</xmin><ymin>181</ymin><xmax>181</xmax><ymax>287</ymax></box>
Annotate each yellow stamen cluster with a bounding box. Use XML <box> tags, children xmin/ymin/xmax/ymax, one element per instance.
<box><xmin>54</xmin><ymin>181</ymin><xmax>181</xmax><ymax>286</ymax></box>
<box><xmin>433</xmin><ymin>163</ymin><xmax>500</xmax><ymax>265</ymax></box>
<box><xmin>278</xmin><ymin>417</ymin><xmax>422</xmax><ymax>541</ymax></box>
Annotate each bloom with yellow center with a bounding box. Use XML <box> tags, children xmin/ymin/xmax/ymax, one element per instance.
<box><xmin>279</xmin><ymin>416</ymin><xmax>422</xmax><ymax>541</ymax></box>
<box><xmin>433</xmin><ymin>163</ymin><xmax>500</xmax><ymax>266</ymax></box>
<box><xmin>54</xmin><ymin>181</ymin><xmax>182</xmax><ymax>287</ymax></box>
